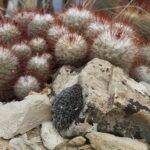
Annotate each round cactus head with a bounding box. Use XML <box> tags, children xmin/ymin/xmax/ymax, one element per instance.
<box><xmin>132</xmin><ymin>65</ymin><xmax>150</xmax><ymax>83</ymax></box>
<box><xmin>47</xmin><ymin>25</ymin><xmax>69</xmax><ymax>46</ymax></box>
<box><xmin>11</xmin><ymin>42</ymin><xmax>32</xmax><ymax>61</ymax></box>
<box><xmin>62</xmin><ymin>7</ymin><xmax>93</xmax><ymax>31</ymax></box>
<box><xmin>0</xmin><ymin>47</ymin><xmax>19</xmax><ymax>101</ymax></box>
<box><xmin>140</xmin><ymin>45</ymin><xmax>150</xmax><ymax>65</ymax></box>
<box><xmin>0</xmin><ymin>23</ymin><xmax>20</xmax><ymax>44</ymax></box>
<box><xmin>112</xmin><ymin>22</ymin><xmax>134</xmax><ymax>34</ymax></box>
<box><xmin>42</xmin><ymin>53</ymin><xmax>53</xmax><ymax>65</ymax></box>
<box><xmin>13</xmin><ymin>11</ymin><xmax>35</xmax><ymax>32</ymax></box>
<box><xmin>0</xmin><ymin>47</ymin><xmax>19</xmax><ymax>86</ymax></box>
<box><xmin>29</xmin><ymin>37</ymin><xmax>47</xmax><ymax>54</ymax></box>
<box><xmin>14</xmin><ymin>75</ymin><xmax>40</xmax><ymax>99</ymax></box>
<box><xmin>26</xmin><ymin>54</ymin><xmax>51</xmax><ymax>81</ymax></box>
<box><xmin>85</xmin><ymin>18</ymin><xmax>110</xmax><ymax>40</ymax></box>
<box><xmin>28</xmin><ymin>13</ymin><xmax>54</xmax><ymax>37</ymax></box>
<box><xmin>91</xmin><ymin>23</ymin><xmax>138</xmax><ymax>72</ymax></box>
<box><xmin>55</xmin><ymin>33</ymin><xmax>88</xmax><ymax>65</ymax></box>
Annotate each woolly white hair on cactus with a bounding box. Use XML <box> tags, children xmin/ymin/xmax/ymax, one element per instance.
<box><xmin>112</xmin><ymin>22</ymin><xmax>135</xmax><ymax>37</ymax></box>
<box><xmin>29</xmin><ymin>37</ymin><xmax>47</xmax><ymax>54</ymax></box>
<box><xmin>133</xmin><ymin>65</ymin><xmax>150</xmax><ymax>83</ymax></box>
<box><xmin>14</xmin><ymin>11</ymin><xmax>35</xmax><ymax>29</ymax></box>
<box><xmin>141</xmin><ymin>45</ymin><xmax>150</xmax><ymax>65</ymax></box>
<box><xmin>0</xmin><ymin>47</ymin><xmax>19</xmax><ymax>86</ymax></box>
<box><xmin>47</xmin><ymin>25</ymin><xmax>69</xmax><ymax>43</ymax></box>
<box><xmin>0</xmin><ymin>23</ymin><xmax>20</xmax><ymax>44</ymax></box>
<box><xmin>11</xmin><ymin>42</ymin><xmax>32</xmax><ymax>60</ymax></box>
<box><xmin>26</xmin><ymin>55</ymin><xmax>50</xmax><ymax>81</ymax></box>
<box><xmin>28</xmin><ymin>13</ymin><xmax>54</xmax><ymax>36</ymax></box>
<box><xmin>42</xmin><ymin>53</ymin><xmax>53</xmax><ymax>65</ymax></box>
<box><xmin>55</xmin><ymin>33</ymin><xmax>88</xmax><ymax>65</ymax></box>
<box><xmin>62</xmin><ymin>7</ymin><xmax>93</xmax><ymax>30</ymax></box>
<box><xmin>91</xmin><ymin>26</ymin><xmax>138</xmax><ymax>72</ymax></box>
<box><xmin>14</xmin><ymin>75</ymin><xmax>40</xmax><ymax>99</ymax></box>
<box><xmin>85</xmin><ymin>20</ymin><xmax>110</xmax><ymax>39</ymax></box>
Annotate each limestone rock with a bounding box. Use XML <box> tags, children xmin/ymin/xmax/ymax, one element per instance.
<box><xmin>9</xmin><ymin>134</ymin><xmax>42</xmax><ymax>150</ymax></box>
<box><xmin>53</xmin><ymin>66</ymin><xmax>79</xmax><ymax>95</ymax></box>
<box><xmin>140</xmin><ymin>81</ymin><xmax>150</xmax><ymax>96</ymax></box>
<box><xmin>68</xmin><ymin>136</ymin><xmax>86</xmax><ymax>147</ymax></box>
<box><xmin>54</xmin><ymin>143</ymin><xmax>94</xmax><ymax>150</ymax></box>
<box><xmin>0</xmin><ymin>92</ymin><xmax>52</xmax><ymax>139</ymax></box>
<box><xmin>54</xmin><ymin>136</ymin><xmax>87</xmax><ymax>150</ymax></box>
<box><xmin>86</xmin><ymin>132</ymin><xmax>149</xmax><ymax>150</ymax></box>
<box><xmin>79</xmin><ymin>58</ymin><xmax>113</xmax><ymax>114</ymax></box>
<box><xmin>0</xmin><ymin>138</ymin><xmax>8</xmax><ymax>150</ymax></box>
<box><xmin>60</xmin><ymin>122</ymin><xmax>93</xmax><ymax>138</ymax></box>
<box><xmin>78</xmin><ymin>144</ymin><xmax>94</xmax><ymax>150</ymax></box>
<box><xmin>52</xmin><ymin>58</ymin><xmax>150</xmax><ymax>142</ymax></box>
<box><xmin>41</xmin><ymin>121</ymin><xmax>65</xmax><ymax>150</ymax></box>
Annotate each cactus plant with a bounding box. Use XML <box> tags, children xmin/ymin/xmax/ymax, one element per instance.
<box><xmin>47</xmin><ymin>25</ymin><xmax>69</xmax><ymax>45</ymax></box>
<box><xmin>0</xmin><ymin>23</ymin><xmax>20</xmax><ymax>44</ymax></box>
<box><xmin>26</xmin><ymin>54</ymin><xmax>51</xmax><ymax>81</ymax></box>
<box><xmin>14</xmin><ymin>75</ymin><xmax>40</xmax><ymax>99</ymax></box>
<box><xmin>132</xmin><ymin>65</ymin><xmax>150</xmax><ymax>84</ymax></box>
<box><xmin>29</xmin><ymin>37</ymin><xmax>47</xmax><ymax>54</ymax></box>
<box><xmin>0</xmin><ymin>47</ymin><xmax>19</xmax><ymax>101</ymax></box>
<box><xmin>0</xmin><ymin>2</ymin><xmax>149</xmax><ymax>102</ymax></box>
<box><xmin>11</xmin><ymin>42</ymin><xmax>32</xmax><ymax>61</ymax></box>
<box><xmin>28</xmin><ymin>13</ymin><xmax>54</xmax><ymax>37</ymax></box>
<box><xmin>0</xmin><ymin>47</ymin><xmax>19</xmax><ymax>86</ymax></box>
<box><xmin>91</xmin><ymin>22</ymin><xmax>138</xmax><ymax>72</ymax></box>
<box><xmin>62</xmin><ymin>7</ymin><xmax>94</xmax><ymax>31</ymax></box>
<box><xmin>14</xmin><ymin>11</ymin><xmax>35</xmax><ymax>31</ymax></box>
<box><xmin>140</xmin><ymin>45</ymin><xmax>150</xmax><ymax>65</ymax></box>
<box><xmin>55</xmin><ymin>33</ymin><xmax>88</xmax><ymax>65</ymax></box>
<box><xmin>121</xmin><ymin>5</ymin><xmax>150</xmax><ymax>42</ymax></box>
<box><xmin>85</xmin><ymin>19</ymin><xmax>110</xmax><ymax>40</ymax></box>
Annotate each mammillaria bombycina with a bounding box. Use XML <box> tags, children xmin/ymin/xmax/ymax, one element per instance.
<box><xmin>0</xmin><ymin>47</ymin><xmax>19</xmax><ymax>86</ymax></box>
<box><xmin>62</xmin><ymin>7</ymin><xmax>93</xmax><ymax>31</ymax></box>
<box><xmin>0</xmin><ymin>3</ymin><xmax>149</xmax><ymax>101</ymax></box>
<box><xmin>26</xmin><ymin>54</ymin><xmax>52</xmax><ymax>81</ymax></box>
<box><xmin>28</xmin><ymin>13</ymin><xmax>54</xmax><ymax>37</ymax></box>
<box><xmin>11</xmin><ymin>42</ymin><xmax>32</xmax><ymax>61</ymax></box>
<box><xmin>29</xmin><ymin>37</ymin><xmax>47</xmax><ymax>54</ymax></box>
<box><xmin>14</xmin><ymin>75</ymin><xmax>40</xmax><ymax>99</ymax></box>
<box><xmin>55</xmin><ymin>33</ymin><xmax>88</xmax><ymax>65</ymax></box>
<box><xmin>132</xmin><ymin>65</ymin><xmax>150</xmax><ymax>83</ymax></box>
<box><xmin>91</xmin><ymin>23</ymin><xmax>138</xmax><ymax>72</ymax></box>
<box><xmin>0</xmin><ymin>23</ymin><xmax>20</xmax><ymax>44</ymax></box>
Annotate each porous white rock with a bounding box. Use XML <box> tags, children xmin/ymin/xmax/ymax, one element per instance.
<box><xmin>140</xmin><ymin>81</ymin><xmax>150</xmax><ymax>96</ymax></box>
<box><xmin>9</xmin><ymin>134</ymin><xmax>42</xmax><ymax>150</ymax></box>
<box><xmin>0</xmin><ymin>92</ymin><xmax>52</xmax><ymax>139</ymax></box>
<box><xmin>53</xmin><ymin>66</ymin><xmax>79</xmax><ymax>95</ymax></box>
<box><xmin>86</xmin><ymin>132</ymin><xmax>149</xmax><ymax>150</ymax></box>
<box><xmin>41</xmin><ymin>121</ymin><xmax>65</xmax><ymax>150</ymax></box>
<box><xmin>68</xmin><ymin>136</ymin><xmax>86</xmax><ymax>147</ymax></box>
<box><xmin>52</xmin><ymin>58</ymin><xmax>150</xmax><ymax>141</ymax></box>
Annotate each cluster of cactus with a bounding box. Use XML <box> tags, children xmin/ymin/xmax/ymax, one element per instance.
<box><xmin>0</xmin><ymin>3</ymin><xmax>149</xmax><ymax>101</ymax></box>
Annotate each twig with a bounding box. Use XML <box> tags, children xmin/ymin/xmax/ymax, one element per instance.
<box><xmin>5</xmin><ymin>0</ymin><xmax>19</xmax><ymax>17</ymax></box>
<box><xmin>114</xmin><ymin>0</ymin><xmax>134</xmax><ymax>19</ymax></box>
